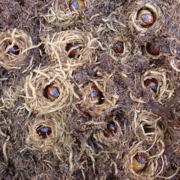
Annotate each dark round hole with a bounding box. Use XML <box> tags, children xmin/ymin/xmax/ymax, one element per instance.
<box><xmin>7</xmin><ymin>45</ymin><xmax>20</xmax><ymax>55</ymax></box>
<box><xmin>36</xmin><ymin>125</ymin><xmax>52</xmax><ymax>138</ymax></box>
<box><xmin>16</xmin><ymin>0</ymin><xmax>25</xmax><ymax>6</ymax></box>
<box><xmin>143</xmin><ymin>124</ymin><xmax>155</xmax><ymax>134</ymax></box>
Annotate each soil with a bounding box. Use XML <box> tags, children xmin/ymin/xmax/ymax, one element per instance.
<box><xmin>0</xmin><ymin>0</ymin><xmax>180</xmax><ymax>180</ymax></box>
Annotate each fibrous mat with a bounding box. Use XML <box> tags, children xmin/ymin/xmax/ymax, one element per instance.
<box><xmin>0</xmin><ymin>0</ymin><xmax>180</xmax><ymax>179</ymax></box>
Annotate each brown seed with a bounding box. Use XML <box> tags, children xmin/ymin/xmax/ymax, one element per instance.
<box><xmin>7</xmin><ymin>45</ymin><xmax>20</xmax><ymax>55</ymax></box>
<box><xmin>107</xmin><ymin>123</ymin><xmax>117</xmax><ymax>133</ymax></box>
<box><xmin>133</xmin><ymin>153</ymin><xmax>147</xmax><ymax>172</ymax></box>
<box><xmin>137</xmin><ymin>10</ymin><xmax>154</xmax><ymax>26</ymax></box>
<box><xmin>69</xmin><ymin>0</ymin><xmax>85</xmax><ymax>11</ymax></box>
<box><xmin>104</xmin><ymin>123</ymin><xmax>117</xmax><ymax>137</ymax></box>
<box><xmin>46</xmin><ymin>85</ymin><xmax>60</xmax><ymax>101</ymax></box>
<box><xmin>113</xmin><ymin>42</ymin><xmax>124</xmax><ymax>54</ymax></box>
<box><xmin>144</xmin><ymin>79</ymin><xmax>158</xmax><ymax>92</ymax></box>
<box><xmin>91</xmin><ymin>86</ymin><xmax>101</xmax><ymax>104</ymax></box>
<box><xmin>66</xmin><ymin>43</ymin><xmax>81</xmax><ymax>58</ymax></box>
<box><xmin>149</xmin><ymin>43</ymin><xmax>160</xmax><ymax>55</ymax></box>
<box><xmin>36</xmin><ymin>125</ymin><xmax>52</xmax><ymax>139</ymax></box>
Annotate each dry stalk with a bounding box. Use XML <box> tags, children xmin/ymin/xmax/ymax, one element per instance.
<box><xmin>128</xmin><ymin>1</ymin><xmax>164</xmax><ymax>35</ymax></box>
<box><xmin>42</xmin><ymin>29</ymin><xmax>97</xmax><ymax>74</ymax></box>
<box><xmin>141</xmin><ymin>69</ymin><xmax>174</xmax><ymax>104</ymax></box>
<box><xmin>0</xmin><ymin>28</ymin><xmax>33</xmax><ymax>70</ymax></box>
<box><xmin>123</xmin><ymin>140</ymin><xmax>165</xmax><ymax>180</ymax></box>
<box><xmin>24</xmin><ymin>65</ymin><xmax>73</xmax><ymax>115</ymax></box>
<box><xmin>129</xmin><ymin>92</ymin><xmax>146</xmax><ymax>104</ymax></box>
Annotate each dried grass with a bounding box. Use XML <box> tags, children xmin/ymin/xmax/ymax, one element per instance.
<box><xmin>41</xmin><ymin>0</ymin><xmax>89</xmax><ymax>29</ymax></box>
<box><xmin>95</xmin><ymin>7</ymin><xmax>132</xmax><ymax>65</ymax></box>
<box><xmin>97</xmin><ymin>7</ymin><xmax>127</xmax><ymax>36</ymax></box>
<box><xmin>93</xmin><ymin>119</ymin><xmax>126</xmax><ymax>146</ymax></box>
<box><xmin>42</xmin><ymin>29</ymin><xmax>97</xmax><ymax>74</ymax></box>
<box><xmin>24</xmin><ymin>65</ymin><xmax>74</xmax><ymax>115</ymax></box>
<box><xmin>26</xmin><ymin>112</ymin><xmax>73</xmax><ymax>151</ymax></box>
<box><xmin>132</xmin><ymin>110</ymin><xmax>164</xmax><ymax>145</ymax></box>
<box><xmin>75</xmin><ymin>73</ymin><xmax>119</xmax><ymax>116</ymax></box>
<box><xmin>25</xmin><ymin>111</ymin><xmax>75</xmax><ymax>176</ymax></box>
<box><xmin>1</xmin><ymin>85</ymin><xmax>20</xmax><ymax>109</ymax></box>
<box><xmin>0</xmin><ymin>28</ymin><xmax>33</xmax><ymax>70</ymax></box>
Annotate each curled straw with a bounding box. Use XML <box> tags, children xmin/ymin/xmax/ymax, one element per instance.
<box><xmin>41</xmin><ymin>0</ymin><xmax>86</xmax><ymax>29</ymax></box>
<box><xmin>75</xmin><ymin>74</ymin><xmax>119</xmax><ymax>116</ymax></box>
<box><xmin>123</xmin><ymin>140</ymin><xmax>165</xmax><ymax>180</ymax></box>
<box><xmin>129</xmin><ymin>1</ymin><xmax>164</xmax><ymax>34</ymax></box>
<box><xmin>0</xmin><ymin>28</ymin><xmax>33</xmax><ymax>70</ymax></box>
<box><xmin>132</xmin><ymin>110</ymin><xmax>164</xmax><ymax>144</ymax></box>
<box><xmin>141</xmin><ymin>69</ymin><xmax>174</xmax><ymax>104</ymax></box>
<box><xmin>26</xmin><ymin>112</ymin><xmax>74</xmax><ymax>171</ymax></box>
<box><xmin>93</xmin><ymin>119</ymin><xmax>127</xmax><ymax>146</ymax></box>
<box><xmin>24</xmin><ymin>65</ymin><xmax>74</xmax><ymax>115</ymax></box>
<box><xmin>43</xmin><ymin>30</ymin><xmax>97</xmax><ymax>74</ymax></box>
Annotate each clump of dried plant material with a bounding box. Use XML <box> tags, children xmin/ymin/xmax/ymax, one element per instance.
<box><xmin>25</xmin><ymin>112</ymin><xmax>75</xmax><ymax>175</ymax></box>
<box><xmin>93</xmin><ymin>119</ymin><xmax>129</xmax><ymax>146</ymax></box>
<box><xmin>26</xmin><ymin>115</ymin><xmax>58</xmax><ymax>151</ymax></box>
<box><xmin>41</xmin><ymin>0</ymin><xmax>87</xmax><ymax>29</ymax></box>
<box><xmin>1</xmin><ymin>85</ymin><xmax>20</xmax><ymax>109</ymax></box>
<box><xmin>132</xmin><ymin>110</ymin><xmax>164</xmax><ymax>145</ymax></box>
<box><xmin>42</xmin><ymin>29</ymin><xmax>97</xmax><ymax>74</ymax></box>
<box><xmin>75</xmin><ymin>74</ymin><xmax>119</xmax><ymax>116</ymax></box>
<box><xmin>24</xmin><ymin>65</ymin><xmax>74</xmax><ymax>115</ymax></box>
<box><xmin>108</xmin><ymin>36</ymin><xmax>132</xmax><ymax>63</ymax></box>
<box><xmin>96</xmin><ymin>7</ymin><xmax>128</xmax><ymax>37</ymax></box>
<box><xmin>141</xmin><ymin>69</ymin><xmax>174</xmax><ymax>104</ymax></box>
<box><xmin>0</xmin><ymin>28</ymin><xmax>33</xmax><ymax>70</ymax></box>
<box><xmin>128</xmin><ymin>1</ymin><xmax>164</xmax><ymax>34</ymax></box>
<box><xmin>95</xmin><ymin>7</ymin><xmax>132</xmax><ymax>64</ymax></box>
<box><xmin>123</xmin><ymin>140</ymin><xmax>165</xmax><ymax>180</ymax></box>
<box><xmin>26</xmin><ymin>112</ymin><xmax>73</xmax><ymax>150</ymax></box>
